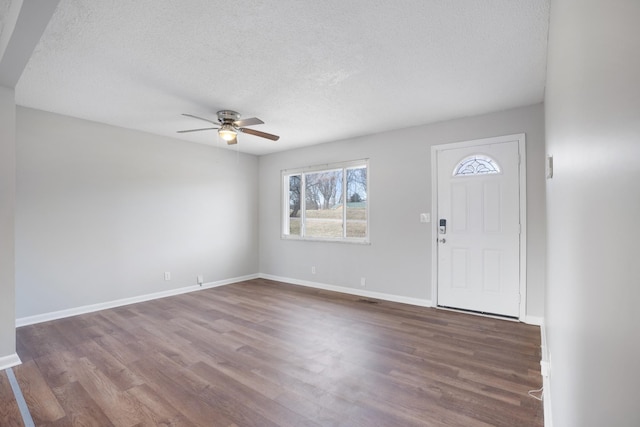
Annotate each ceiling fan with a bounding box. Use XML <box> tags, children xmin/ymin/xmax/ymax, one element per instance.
<box><xmin>177</xmin><ymin>110</ymin><xmax>280</xmax><ymax>145</ymax></box>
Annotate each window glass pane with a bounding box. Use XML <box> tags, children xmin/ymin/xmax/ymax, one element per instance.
<box><xmin>288</xmin><ymin>175</ymin><xmax>301</xmax><ymax>236</ymax></box>
<box><xmin>282</xmin><ymin>160</ymin><xmax>368</xmax><ymax>242</ymax></box>
<box><xmin>304</xmin><ymin>169</ymin><xmax>343</xmax><ymax>238</ymax></box>
<box><xmin>346</xmin><ymin>166</ymin><xmax>367</xmax><ymax>238</ymax></box>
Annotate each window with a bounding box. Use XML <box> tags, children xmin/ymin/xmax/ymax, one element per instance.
<box><xmin>282</xmin><ymin>160</ymin><xmax>369</xmax><ymax>242</ymax></box>
<box><xmin>453</xmin><ymin>154</ymin><xmax>501</xmax><ymax>176</ymax></box>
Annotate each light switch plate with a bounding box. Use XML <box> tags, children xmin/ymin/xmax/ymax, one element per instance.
<box><xmin>420</xmin><ymin>213</ymin><xmax>430</xmax><ymax>223</ymax></box>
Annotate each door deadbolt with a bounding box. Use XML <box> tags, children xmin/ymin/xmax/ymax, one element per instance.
<box><xmin>439</xmin><ymin>219</ymin><xmax>447</xmax><ymax>234</ymax></box>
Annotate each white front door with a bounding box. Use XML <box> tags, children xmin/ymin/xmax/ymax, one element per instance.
<box><xmin>435</xmin><ymin>137</ymin><xmax>523</xmax><ymax>317</ymax></box>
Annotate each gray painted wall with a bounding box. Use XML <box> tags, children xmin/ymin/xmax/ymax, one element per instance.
<box><xmin>0</xmin><ymin>86</ymin><xmax>16</xmax><ymax>359</ymax></box>
<box><xmin>259</xmin><ymin>104</ymin><xmax>546</xmax><ymax>318</ymax></box>
<box><xmin>16</xmin><ymin>107</ymin><xmax>259</xmax><ymax>318</ymax></box>
<box><xmin>545</xmin><ymin>0</ymin><xmax>640</xmax><ymax>425</ymax></box>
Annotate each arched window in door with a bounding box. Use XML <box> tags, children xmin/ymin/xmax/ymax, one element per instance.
<box><xmin>453</xmin><ymin>154</ymin><xmax>501</xmax><ymax>176</ymax></box>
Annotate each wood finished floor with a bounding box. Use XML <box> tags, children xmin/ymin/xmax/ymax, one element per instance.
<box><xmin>5</xmin><ymin>279</ymin><xmax>544</xmax><ymax>426</ymax></box>
<box><xmin>0</xmin><ymin>370</ymin><xmax>23</xmax><ymax>426</ymax></box>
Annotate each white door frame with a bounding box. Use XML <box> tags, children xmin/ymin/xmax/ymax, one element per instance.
<box><xmin>430</xmin><ymin>133</ymin><xmax>527</xmax><ymax>321</ymax></box>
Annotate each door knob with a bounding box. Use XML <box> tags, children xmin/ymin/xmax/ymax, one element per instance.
<box><xmin>439</xmin><ymin>238</ymin><xmax>446</xmax><ymax>243</ymax></box>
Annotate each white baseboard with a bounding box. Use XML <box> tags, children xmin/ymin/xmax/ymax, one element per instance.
<box><xmin>259</xmin><ymin>274</ymin><xmax>432</xmax><ymax>307</ymax></box>
<box><xmin>15</xmin><ymin>273</ymin><xmax>260</xmax><ymax>327</ymax></box>
<box><xmin>542</xmin><ymin>372</ymin><xmax>552</xmax><ymax>427</ymax></box>
<box><xmin>524</xmin><ymin>315</ymin><xmax>544</xmax><ymax>326</ymax></box>
<box><xmin>540</xmin><ymin>320</ymin><xmax>552</xmax><ymax>427</ymax></box>
<box><xmin>0</xmin><ymin>353</ymin><xmax>21</xmax><ymax>370</ymax></box>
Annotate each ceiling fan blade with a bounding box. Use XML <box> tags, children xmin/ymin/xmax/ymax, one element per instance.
<box><xmin>233</xmin><ymin>117</ymin><xmax>264</xmax><ymax>127</ymax></box>
<box><xmin>177</xmin><ymin>127</ymin><xmax>219</xmax><ymax>133</ymax></box>
<box><xmin>226</xmin><ymin>135</ymin><xmax>238</xmax><ymax>145</ymax></box>
<box><xmin>239</xmin><ymin>127</ymin><xmax>280</xmax><ymax>141</ymax></box>
<box><xmin>182</xmin><ymin>113</ymin><xmax>220</xmax><ymax>126</ymax></box>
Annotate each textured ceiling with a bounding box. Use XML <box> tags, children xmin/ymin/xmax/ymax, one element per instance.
<box><xmin>15</xmin><ymin>0</ymin><xmax>549</xmax><ymax>155</ymax></box>
<box><xmin>0</xmin><ymin>0</ymin><xmax>13</xmax><ymax>56</ymax></box>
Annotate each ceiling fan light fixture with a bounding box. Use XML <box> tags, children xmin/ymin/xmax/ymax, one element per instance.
<box><xmin>218</xmin><ymin>124</ymin><xmax>237</xmax><ymax>141</ymax></box>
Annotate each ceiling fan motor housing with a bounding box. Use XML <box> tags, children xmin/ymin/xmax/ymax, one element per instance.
<box><xmin>217</xmin><ymin>110</ymin><xmax>240</xmax><ymax>124</ymax></box>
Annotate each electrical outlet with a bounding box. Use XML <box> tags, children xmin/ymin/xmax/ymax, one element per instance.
<box><xmin>360</xmin><ymin>277</ymin><xmax>366</xmax><ymax>287</ymax></box>
<box><xmin>164</xmin><ymin>272</ymin><xmax>171</xmax><ymax>281</ymax></box>
<box><xmin>197</xmin><ymin>275</ymin><xmax>204</xmax><ymax>285</ymax></box>
<box><xmin>311</xmin><ymin>266</ymin><xmax>316</xmax><ymax>274</ymax></box>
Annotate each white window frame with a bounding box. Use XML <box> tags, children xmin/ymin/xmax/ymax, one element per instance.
<box><xmin>281</xmin><ymin>159</ymin><xmax>370</xmax><ymax>244</ymax></box>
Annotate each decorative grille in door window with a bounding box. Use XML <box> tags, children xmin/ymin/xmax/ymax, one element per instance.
<box><xmin>453</xmin><ymin>155</ymin><xmax>501</xmax><ymax>176</ymax></box>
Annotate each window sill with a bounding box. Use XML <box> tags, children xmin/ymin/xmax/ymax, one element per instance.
<box><xmin>281</xmin><ymin>235</ymin><xmax>370</xmax><ymax>245</ymax></box>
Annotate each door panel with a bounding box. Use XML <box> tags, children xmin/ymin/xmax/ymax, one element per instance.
<box><xmin>483</xmin><ymin>182</ymin><xmax>502</xmax><ymax>232</ymax></box>
<box><xmin>482</xmin><ymin>249</ymin><xmax>502</xmax><ymax>292</ymax></box>
<box><xmin>437</xmin><ymin>140</ymin><xmax>521</xmax><ymax>317</ymax></box>
<box><xmin>451</xmin><ymin>249</ymin><xmax>469</xmax><ymax>289</ymax></box>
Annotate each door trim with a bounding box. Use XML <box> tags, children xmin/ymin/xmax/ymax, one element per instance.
<box><xmin>430</xmin><ymin>133</ymin><xmax>527</xmax><ymax>321</ymax></box>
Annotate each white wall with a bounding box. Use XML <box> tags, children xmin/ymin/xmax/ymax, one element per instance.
<box><xmin>0</xmin><ymin>86</ymin><xmax>16</xmax><ymax>359</ymax></box>
<box><xmin>16</xmin><ymin>107</ymin><xmax>259</xmax><ymax>318</ymax></box>
<box><xmin>259</xmin><ymin>104</ymin><xmax>546</xmax><ymax>318</ymax></box>
<box><xmin>545</xmin><ymin>1</ymin><xmax>640</xmax><ymax>426</ymax></box>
